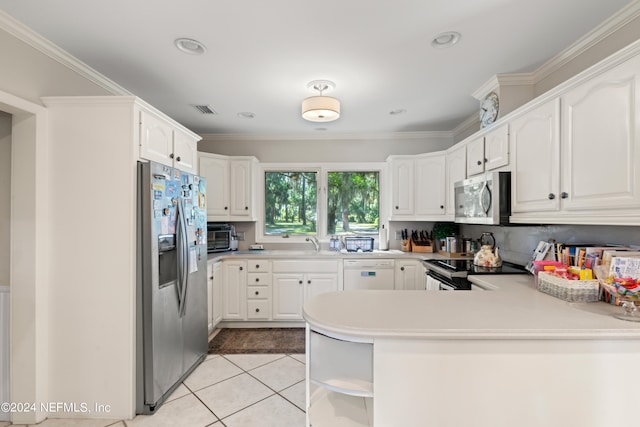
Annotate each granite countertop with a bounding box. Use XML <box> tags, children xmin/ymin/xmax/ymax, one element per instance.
<box><xmin>303</xmin><ymin>275</ymin><xmax>640</xmax><ymax>342</ymax></box>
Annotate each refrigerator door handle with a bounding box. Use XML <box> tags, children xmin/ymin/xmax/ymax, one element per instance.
<box><xmin>176</xmin><ymin>198</ymin><xmax>189</xmax><ymax>317</ymax></box>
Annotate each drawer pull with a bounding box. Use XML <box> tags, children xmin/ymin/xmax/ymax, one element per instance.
<box><xmin>255</xmin><ymin>278</ymin><xmax>260</xmax><ymax>282</ymax></box>
<box><xmin>255</xmin><ymin>308</ymin><xmax>260</xmax><ymax>313</ymax></box>
<box><xmin>299</xmin><ymin>280</ymin><xmax>303</xmax><ymax>284</ymax></box>
<box><xmin>255</xmin><ymin>291</ymin><xmax>259</xmax><ymax>295</ymax></box>
<box><xmin>307</xmin><ymin>280</ymin><xmax>311</xmax><ymax>284</ymax></box>
<box><xmin>256</xmin><ymin>264</ymin><xmax>260</xmax><ymax>269</ymax></box>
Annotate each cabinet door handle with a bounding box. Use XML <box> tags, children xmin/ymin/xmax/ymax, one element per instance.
<box><xmin>548</xmin><ymin>193</ymin><xmax>555</xmax><ymax>200</ymax></box>
<box><xmin>255</xmin><ymin>308</ymin><xmax>260</xmax><ymax>313</ymax></box>
<box><xmin>245</xmin><ymin>206</ymin><xmax>249</xmax><ymax>210</ymax></box>
<box><xmin>169</xmin><ymin>153</ymin><xmax>174</xmax><ymax>159</ymax></box>
<box><xmin>307</xmin><ymin>280</ymin><xmax>311</xmax><ymax>284</ymax></box>
<box><xmin>440</xmin><ymin>205</ymin><xmax>444</xmax><ymax>209</ymax></box>
<box><xmin>224</xmin><ymin>206</ymin><xmax>228</xmax><ymax>210</ymax></box>
<box><xmin>395</xmin><ymin>205</ymin><xmax>399</xmax><ymax>209</ymax></box>
<box><xmin>561</xmin><ymin>192</ymin><xmax>569</xmax><ymax>199</ymax></box>
<box><xmin>484</xmin><ymin>158</ymin><xmax>488</xmax><ymax>163</ymax></box>
<box><xmin>298</xmin><ymin>280</ymin><xmax>303</xmax><ymax>284</ymax></box>
<box><xmin>239</xmin><ymin>266</ymin><xmax>243</xmax><ymax>271</ymax></box>
<box><xmin>477</xmin><ymin>160</ymin><xmax>482</xmax><ymax>165</ymax></box>
<box><xmin>401</xmin><ymin>267</ymin><xmax>405</xmax><ymax>271</ymax></box>
<box><xmin>255</xmin><ymin>277</ymin><xmax>260</xmax><ymax>282</ymax></box>
<box><xmin>209</xmin><ymin>276</ymin><xmax>214</xmax><ymax>280</ymax></box>
<box><xmin>176</xmin><ymin>156</ymin><xmax>181</xmax><ymax>162</ymax></box>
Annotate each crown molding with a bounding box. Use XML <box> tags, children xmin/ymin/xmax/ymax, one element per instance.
<box><xmin>533</xmin><ymin>0</ymin><xmax>640</xmax><ymax>84</ymax></box>
<box><xmin>199</xmin><ymin>130</ymin><xmax>454</xmax><ymax>142</ymax></box>
<box><xmin>0</xmin><ymin>10</ymin><xmax>132</xmax><ymax>96</ymax></box>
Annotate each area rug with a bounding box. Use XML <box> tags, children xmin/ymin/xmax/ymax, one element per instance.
<box><xmin>208</xmin><ymin>328</ymin><xmax>306</xmax><ymax>354</ymax></box>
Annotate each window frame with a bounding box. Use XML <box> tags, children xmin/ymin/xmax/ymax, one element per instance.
<box><xmin>257</xmin><ymin>162</ymin><xmax>387</xmax><ymax>244</ymax></box>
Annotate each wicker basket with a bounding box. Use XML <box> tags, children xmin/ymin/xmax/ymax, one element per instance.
<box><xmin>537</xmin><ymin>271</ymin><xmax>599</xmax><ymax>302</ymax></box>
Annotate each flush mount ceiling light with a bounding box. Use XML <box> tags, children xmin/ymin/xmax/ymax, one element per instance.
<box><xmin>302</xmin><ymin>80</ymin><xmax>340</xmax><ymax>122</ymax></box>
<box><xmin>174</xmin><ymin>38</ymin><xmax>206</xmax><ymax>55</ymax></box>
<box><xmin>431</xmin><ymin>31</ymin><xmax>461</xmax><ymax>49</ymax></box>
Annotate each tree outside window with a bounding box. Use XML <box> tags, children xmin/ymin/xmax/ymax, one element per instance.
<box><xmin>327</xmin><ymin>171</ymin><xmax>379</xmax><ymax>235</ymax></box>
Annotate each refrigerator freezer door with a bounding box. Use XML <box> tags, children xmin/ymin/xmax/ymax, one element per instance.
<box><xmin>137</xmin><ymin>161</ymin><xmax>208</xmax><ymax>414</ymax></box>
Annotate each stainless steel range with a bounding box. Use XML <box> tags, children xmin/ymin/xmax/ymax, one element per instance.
<box><xmin>423</xmin><ymin>258</ymin><xmax>528</xmax><ymax>290</ymax></box>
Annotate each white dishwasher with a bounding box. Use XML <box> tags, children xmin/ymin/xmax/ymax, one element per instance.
<box><xmin>343</xmin><ymin>259</ymin><xmax>395</xmax><ymax>290</ymax></box>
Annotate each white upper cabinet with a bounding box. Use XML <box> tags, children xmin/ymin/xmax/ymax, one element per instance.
<box><xmin>173</xmin><ymin>130</ymin><xmax>198</xmax><ymax>174</ymax></box>
<box><xmin>389</xmin><ymin>158</ymin><xmax>415</xmax><ymax>216</ymax></box>
<box><xmin>139</xmin><ymin>109</ymin><xmax>199</xmax><ymax>174</ymax></box>
<box><xmin>199</xmin><ymin>153</ymin><xmax>257</xmax><ymax>221</ymax></box>
<box><xmin>229</xmin><ymin>159</ymin><xmax>253</xmax><ymax>217</ymax></box>
<box><xmin>388</xmin><ymin>153</ymin><xmax>445</xmax><ymax>220</ymax></box>
<box><xmin>510</xmin><ymin>98</ymin><xmax>561</xmax><ymax>214</ymax></box>
<box><xmin>445</xmin><ymin>144</ymin><xmax>466</xmax><ymax>217</ymax></box>
<box><xmin>200</xmin><ymin>154</ymin><xmax>229</xmax><ymax>218</ymax></box>
<box><xmin>466</xmin><ymin>136</ymin><xmax>485</xmax><ymax>176</ymax></box>
<box><xmin>559</xmin><ymin>55</ymin><xmax>640</xmax><ymax>213</ymax></box>
<box><xmin>414</xmin><ymin>154</ymin><xmax>446</xmax><ymax>216</ymax></box>
<box><xmin>510</xmin><ymin>52</ymin><xmax>640</xmax><ymax>225</ymax></box>
<box><xmin>466</xmin><ymin>124</ymin><xmax>509</xmax><ymax>176</ymax></box>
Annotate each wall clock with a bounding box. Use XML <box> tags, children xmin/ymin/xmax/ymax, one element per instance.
<box><xmin>480</xmin><ymin>91</ymin><xmax>499</xmax><ymax>128</ymax></box>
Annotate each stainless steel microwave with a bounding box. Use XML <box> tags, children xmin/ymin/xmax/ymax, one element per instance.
<box><xmin>454</xmin><ymin>171</ymin><xmax>511</xmax><ymax>225</ymax></box>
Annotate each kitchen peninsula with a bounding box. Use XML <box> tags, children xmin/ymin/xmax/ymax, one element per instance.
<box><xmin>303</xmin><ymin>275</ymin><xmax>640</xmax><ymax>427</ymax></box>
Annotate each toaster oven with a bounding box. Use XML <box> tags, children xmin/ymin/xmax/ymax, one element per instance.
<box><xmin>207</xmin><ymin>223</ymin><xmax>232</xmax><ymax>253</ymax></box>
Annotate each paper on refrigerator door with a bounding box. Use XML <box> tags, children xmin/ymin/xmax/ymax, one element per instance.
<box><xmin>189</xmin><ymin>248</ymin><xmax>198</xmax><ymax>273</ymax></box>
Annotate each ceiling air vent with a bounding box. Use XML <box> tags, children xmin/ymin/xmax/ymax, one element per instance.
<box><xmin>193</xmin><ymin>104</ymin><xmax>217</xmax><ymax>115</ymax></box>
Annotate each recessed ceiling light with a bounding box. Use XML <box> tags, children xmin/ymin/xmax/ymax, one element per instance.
<box><xmin>237</xmin><ymin>112</ymin><xmax>255</xmax><ymax>119</ymax></box>
<box><xmin>431</xmin><ymin>31</ymin><xmax>461</xmax><ymax>49</ymax></box>
<box><xmin>175</xmin><ymin>38</ymin><xmax>206</xmax><ymax>55</ymax></box>
<box><xmin>389</xmin><ymin>109</ymin><xmax>406</xmax><ymax>116</ymax></box>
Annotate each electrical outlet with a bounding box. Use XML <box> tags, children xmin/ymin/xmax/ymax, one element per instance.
<box><xmin>395</xmin><ymin>231</ymin><xmax>403</xmax><ymax>240</ymax></box>
<box><xmin>236</xmin><ymin>231</ymin><xmax>245</xmax><ymax>241</ymax></box>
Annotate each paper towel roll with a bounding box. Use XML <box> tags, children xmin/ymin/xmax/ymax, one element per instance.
<box><xmin>379</xmin><ymin>226</ymin><xmax>388</xmax><ymax>250</ymax></box>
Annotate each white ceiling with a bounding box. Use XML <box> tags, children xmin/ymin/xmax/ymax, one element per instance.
<box><xmin>0</xmin><ymin>0</ymin><xmax>633</xmax><ymax>136</ymax></box>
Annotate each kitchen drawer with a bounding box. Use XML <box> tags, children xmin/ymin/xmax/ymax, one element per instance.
<box><xmin>247</xmin><ymin>272</ymin><xmax>272</xmax><ymax>286</ymax></box>
<box><xmin>247</xmin><ymin>300</ymin><xmax>271</xmax><ymax>319</ymax></box>
<box><xmin>248</xmin><ymin>260</ymin><xmax>271</xmax><ymax>273</ymax></box>
<box><xmin>247</xmin><ymin>285</ymin><xmax>270</xmax><ymax>300</ymax></box>
<box><xmin>272</xmin><ymin>260</ymin><xmax>338</xmax><ymax>273</ymax></box>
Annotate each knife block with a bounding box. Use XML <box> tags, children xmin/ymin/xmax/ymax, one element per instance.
<box><xmin>400</xmin><ymin>239</ymin><xmax>412</xmax><ymax>252</ymax></box>
<box><xmin>411</xmin><ymin>239</ymin><xmax>434</xmax><ymax>253</ymax></box>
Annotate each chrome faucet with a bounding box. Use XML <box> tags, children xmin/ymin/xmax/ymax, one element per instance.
<box><xmin>305</xmin><ymin>236</ymin><xmax>320</xmax><ymax>252</ymax></box>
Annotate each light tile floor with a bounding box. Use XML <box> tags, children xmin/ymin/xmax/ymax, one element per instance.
<box><xmin>11</xmin><ymin>353</ymin><xmax>306</xmax><ymax>427</ymax></box>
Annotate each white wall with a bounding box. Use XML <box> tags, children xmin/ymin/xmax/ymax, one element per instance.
<box><xmin>198</xmin><ymin>133</ymin><xmax>454</xmax><ymax>161</ymax></box>
<box><xmin>0</xmin><ymin>112</ymin><xmax>11</xmax><ymax>286</ymax></box>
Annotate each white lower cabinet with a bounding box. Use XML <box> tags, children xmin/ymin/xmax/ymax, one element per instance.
<box><xmin>222</xmin><ymin>260</ymin><xmax>247</xmax><ymax>320</ymax></box>
<box><xmin>394</xmin><ymin>260</ymin><xmax>425</xmax><ymax>290</ymax></box>
<box><xmin>307</xmin><ymin>328</ymin><xmax>373</xmax><ymax>427</ymax></box>
<box><xmin>272</xmin><ymin>274</ymin><xmax>304</xmax><ymax>320</ymax></box>
<box><xmin>207</xmin><ymin>260</ymin><xmax>223</xmax><ymax>332</ymax></box>
<box><xmin>212</xmin><ymin>261</ymin><xmax>223</xmax><ymax>326</ymax></box>
<box><xmin>272</xmin><ymin>260</ymin><xmax>339</xmax><ymax>321</ymax></box>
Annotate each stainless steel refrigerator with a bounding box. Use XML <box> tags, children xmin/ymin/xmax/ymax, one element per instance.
<box><xmin>136</xmin><ymin>160</ymin><xmax>208</xmax><ymax>414</ymax></box>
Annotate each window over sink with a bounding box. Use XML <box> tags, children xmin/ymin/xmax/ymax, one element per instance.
<box><xmin>259</xmin><ymin>163</ymin><xmax>383</xmax><ymax>243</ymax></box>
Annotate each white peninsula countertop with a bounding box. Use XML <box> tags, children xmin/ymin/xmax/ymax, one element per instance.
<box><xmin>303</xmin><ymin>274</ymin><xmax>640</xmax><ymax>341</ymax></box>
<box><xmin>303</xmin><ymin>275</ymin><xmax>640</xmax><ymax>427</ymax></box>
